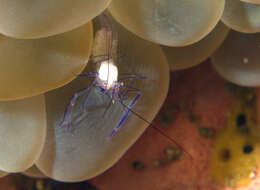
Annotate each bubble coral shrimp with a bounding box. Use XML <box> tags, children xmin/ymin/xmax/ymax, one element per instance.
<box><xmin>59</xmin><ymin>13</ymin><xmax>146</xmax><ymax>137</ymax></box>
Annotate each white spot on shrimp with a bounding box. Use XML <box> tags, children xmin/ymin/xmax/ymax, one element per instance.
<box><xmin>98</xmin><ymin>60</ymin><xmax>118</xmax><ymax>89</ymax></box>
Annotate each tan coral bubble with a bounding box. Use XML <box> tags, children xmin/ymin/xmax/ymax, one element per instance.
<box><xmin>221</xmin><ymin>0</ymin><xmax>260</xmax><ymax>33</ymax></box>
<box><xmin>212</xmin><ymin>31</ymin><xmax>260</xmax><ymax>87</ymax></box>
<box><xmin>0</xmin><ymin>95</ymin><xmax>46</xmax><ymax>172</ymax></box>
<box><xmin>240</xmin><ymin>0</ymin><xmax>260</xmax><ymax>5</ymax></box>
<box><xmin>0</xmin><ymin>22</ymin><xmax>93</xmax><ymax>101</ymax></box>
<box><xmin>0</xmin><ymin>0</ymin><xmax>110</xmax><ymax>39</ymax></box>
<box><xmin>108</xmin><ymin>0</ymin><xmax>225</xmax><ymax>47</ymax></box>
<box><xmin>36</xmin><ymin>17</ymin><xmax>169</xmax><ymax>182</ymax></box>
<box><xmin>23</xmin><ymin>165</ymin><xmax>46</xmax><ymax>179</ymax></box>
<box><xmin>162</xmin><ymin>22</ymin><xmax>229</xmax><ymax>70</ymax></box>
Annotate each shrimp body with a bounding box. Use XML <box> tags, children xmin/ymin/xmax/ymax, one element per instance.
<box><xmin>59</xmin><ymin>61</ymin><xmax>143</xmax><ymax>137</ymax></box>
<box><xmin>58</xmin><ymin>12</ymin><xmax>147</xmax><ymax>137</ymax></box>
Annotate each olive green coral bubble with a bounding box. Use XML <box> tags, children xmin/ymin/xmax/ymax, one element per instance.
<box><xmin>36</xmin><ymin>18</ymin><xmax>169</xmax><ymax>182</ymax></box>
<box><xmin>162</xmin><ymin>22</ymin><xmax>229</xmax><ymax>70</ymax></box>
<box><xmin>109</xmin><ymin>0</ymin><xmax>225</xmax><ymax>46</ymax></box>
<box><xmin>212</xmin><ymin>31</ymin><xmax>260</xmax><ymax>87</ymax></box>
<box><xmin>0</xmin><ymin>95</ymin><xmax>46</xmax><ymax>172</ymax></box>
<box><xmin>222</xmin><ymin>0</ymin><xmax>260</xmax><ymax>33</ymax></box>
<box><xmin>0</xmin><ymin>22</ymin><xmax>93</xmax><ymax>101</ymax></box>
<box><xmin>0</xmin><ymin>0</ymin><xmax>110</xmax><ymax>39</ymax></box>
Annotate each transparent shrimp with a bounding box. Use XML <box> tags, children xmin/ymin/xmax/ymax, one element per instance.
<box><xmin>59</xmin><ymin>13</ymin><xmax>193</xmax><ymax>160</ymax></box>
<box><xmin>59</xmin><ymin>13</ymin><xmax>145</xmax><ymax>137</ymax></box>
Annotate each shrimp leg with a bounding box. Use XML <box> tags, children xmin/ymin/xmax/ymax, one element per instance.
<box><xmin>60</xmin><ymin>79</ymin><xmax>97</xmax><ymax>131</ymax></box>
<box><xmin>81</xmin><ymin>79</ymin><xmax>98</xmax><ymax>112</ymax></box>
<box><xmin>108</xmin><ymin>89</ymin><xmax>141</xmax><ymax>138</ymax></box>
<box><xmin>60</xmin><ymin>87</ymin><xmax>90</xmax><ymax>131</ymax></box>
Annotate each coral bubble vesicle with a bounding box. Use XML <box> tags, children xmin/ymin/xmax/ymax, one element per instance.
<box><xmin>0</xmin><ymin>0</ymin><xmax>110</xmax><ymax>39</ymax></box>
<box><xmin>162</xmin><ymin>22</ymin><xmax>229</xmax><ymax>70</ymax></box>
<box><xmin>240</xmin><ymin>0</ymin><xmax>260</xmax><ymax>5</ymax></box>
<box><xmin>109</xmin><ymin>0</ymin><xmax>225</xmax><ymax>46</ymax></box>
<box><xmin>222</xmin><ymin>0</ymin><xmax>260</xmax><ymax>33</ymax></box>
<box><xmin>0</xmin><ymin>22</ymin><xmax>93</xmax><ymax>101</ymax></box>
<box><xmin>212</xmin><ymin>31</ymin><xmax>260</xmax><ymax>87</ymax></box>
<box><xmin>0</xmin><ymin>95</ymin><xmax>46</xmax><ymax>173</ymax></box>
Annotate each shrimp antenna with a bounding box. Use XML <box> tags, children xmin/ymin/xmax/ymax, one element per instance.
<box><xmin>98</xmin><ymin>13</ymin><xmax>118</xmax><ymax>62</ymax></box>
<box><xmin>118</xmin><ymin>100</ymin><xmax>193</xmax><ymax>161</ymax></box>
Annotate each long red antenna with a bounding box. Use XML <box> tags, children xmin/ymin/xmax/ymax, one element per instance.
<box><xmin>119</xmin><ymin>101</ymin><xmax>193</xmax><ymax>161</ymax></box>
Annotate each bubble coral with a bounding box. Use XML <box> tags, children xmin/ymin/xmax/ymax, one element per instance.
<box><xmin>0</xmin><ymin>0</ymin><xmax>111</xmax><ymax>39</ymax></box>
<box><xmin>0</xmin><ymin>23</ymin><xmax>93</xmax><ymax>101</ymax></box>
<box><xmin>0</xmin><ymin>1</ymin><xmax>260</xmax><ymax>190</ymax></box>
<box><xmin>162</xmin><ymin>22</ymin><xmax>229</xmax><ymax>70</ymax></box>
<box><xmin>212</xmin><ymin>30</ymin><xmax>260</xmax><ymax>87</ymax></box>
<box><xmin>109</xmin><ymin>0</ymin><xmax>225</xmax><ymax>47</ymax></box>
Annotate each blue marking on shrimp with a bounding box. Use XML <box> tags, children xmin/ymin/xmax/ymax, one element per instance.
<box><xmin>108</xmin><ymin>92</ymin><xmax>141</xmax><ymax>138</ymax></box>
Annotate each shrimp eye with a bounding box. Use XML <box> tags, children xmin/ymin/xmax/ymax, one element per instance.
<box><xmin>243</xmin><ymin>144</ymin><xmax>254</xmax><ymax>154</ymax></box>
<box><xmin>219</xmin><ymin>148</ymin><xmax>231</xmax><ymax>162</ymax></box>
